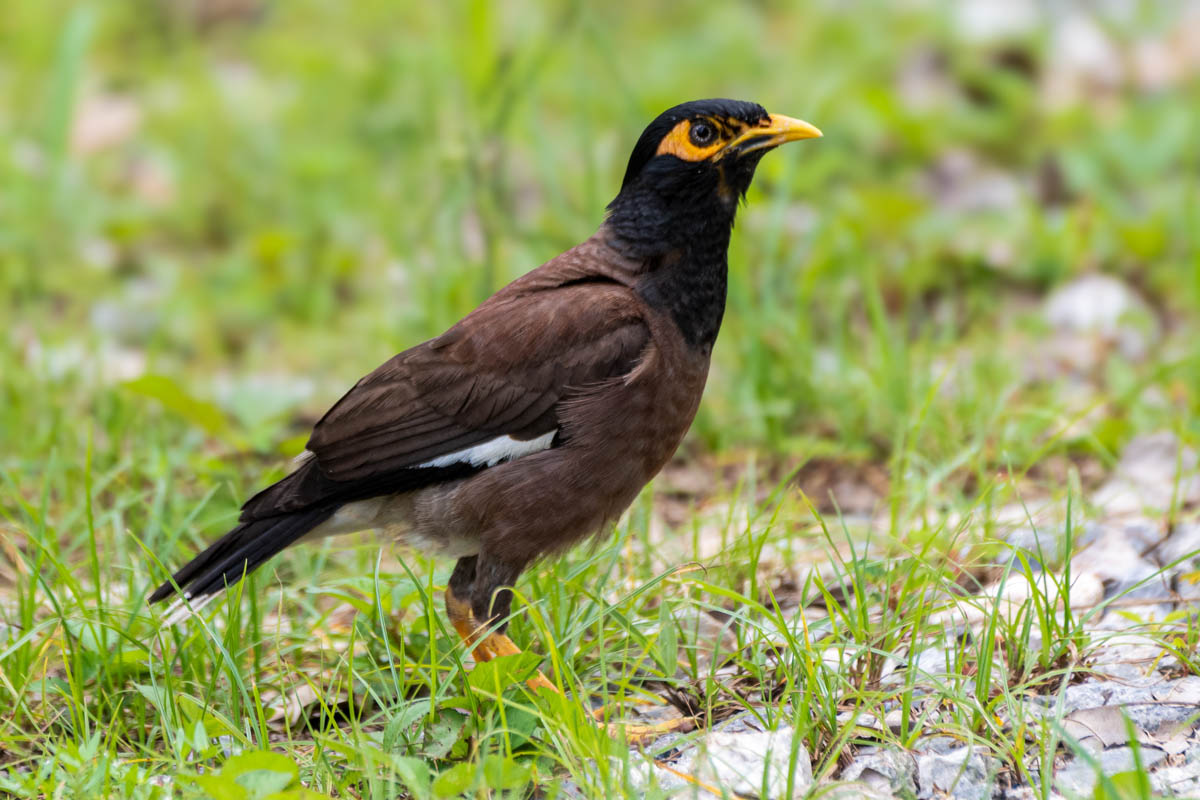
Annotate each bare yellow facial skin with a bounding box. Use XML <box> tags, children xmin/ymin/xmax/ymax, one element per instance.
<box><xmin>654</xmin><ymin>117</ymin><xmax>742</xmax><ymax>162</ymax></box>
<box><xmin>655</xmin><ymin>114</ymin><xmax>823</xmax><ymax>162</ymax></box>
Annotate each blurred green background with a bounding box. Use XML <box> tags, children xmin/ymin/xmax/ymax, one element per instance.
<box><xmin>2</xmin><ymin>0</ymin><xmax>1199</xmax><ymax>562</ymax></box>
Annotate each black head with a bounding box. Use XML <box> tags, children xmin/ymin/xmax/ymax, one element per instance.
<box><xmin>606</xmin><ymin>99</ymin><xmax>821</xmax><ymax>257</ymax></box>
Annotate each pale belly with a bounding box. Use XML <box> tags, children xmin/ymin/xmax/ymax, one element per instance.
<box><xmin>306</xmin><ymin>493</ymin><xmax>481</xmax><ymax>559</ymax></box>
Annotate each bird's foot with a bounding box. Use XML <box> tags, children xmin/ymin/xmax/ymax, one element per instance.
<box><xmin>447</xmin><ymin>587</ymin><xmax>558</xmax><ymax>691</ymax></box>
<box><xmin>445</xmin><ymin>586</ymin><xmax>695</xmax><ymax>744</ymax></box>
<box><xmin>604</xmin><ymin>716</ymin><xmax>697</xmax><ymax>745</ymax></box>
<box><xmin>593</xmin><ymin>696</ymin><xmax>697</xmax><ymax>744</ymax></box>
<box><xmin>475</xmin><ymin>630</ymin><xmax>559</xmax><ymax>693</ymax></box>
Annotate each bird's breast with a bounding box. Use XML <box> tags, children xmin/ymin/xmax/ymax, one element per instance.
<box><xmin>401</xmin><ymin>308</ymin><xmax>712</xmax><ymax>565</ymax></box>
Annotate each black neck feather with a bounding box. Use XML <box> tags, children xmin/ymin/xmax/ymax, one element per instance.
<box><xmin>602</xmin><ymin>163</ymin><xmax>741</xmax><ymax>352</ymax></box>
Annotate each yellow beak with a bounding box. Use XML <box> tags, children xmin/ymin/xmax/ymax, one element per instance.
<box><xmin>726</xmin><ymin>113</ymin><xmax>823</xmax><ymax>156</ymax></box>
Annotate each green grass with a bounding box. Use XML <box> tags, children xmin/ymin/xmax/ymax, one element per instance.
<box><xmin>3</xmin><ymin>0</ymin><xmax>1200</xmax><ymax>797</ymax></box>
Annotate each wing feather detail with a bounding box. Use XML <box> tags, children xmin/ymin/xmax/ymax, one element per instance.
<box><xmin>237</xmin><ymin>280</ymin><xmax>649</xmax><ymax>520</ymax></box>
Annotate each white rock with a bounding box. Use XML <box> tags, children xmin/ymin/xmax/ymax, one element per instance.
<box><xmin>1092</xmin><ymin>432</ymin><xmax>1200</xmax><ymax>515</ymax></box>
<box><xmin>953</xmin><ymin>0</ymin><xmax>1038</xmax><ymax>41</ymax></box>
<box><xmin>1154</xmin><ymin>676</ymin><xmax>1200</xmax><ymax>707</ymax></box>
<box><xmin>927</xmin><ymin>149</ymin><xmax>1023</xmax><ymax>214</ymax></box>
<box><xmin>840</xmin><ymin>748</ymin><xmax>917</xmax><ymax>796</ymax></box>
<box><xmin>1149</xmin><ymin>758</ymin><xmax>1200</xmax><ymax>797</ymax></box>
<box><xmin>1043</xmin><ymin>274</ymin><xmax>1159</xmax><ymax>363</ymax></box>
<box><xmin>1042</xmin><ymin>14</ymin><xmax>1125</xmax><ymax>108</ymax></box>
<box><xmin>1055</xmin><ymin>746</ymin><xmax>1169</xmax><ymax>797</ymax></box>
<box><xmin>1154</xmin><ymin>522</ymin><xmax>1200</xmax><ymax>568</ymax></box>
<box><xmin>1002</xmin><ymin>787</ymin><xmax>1069</xmax><ymax>800</ymax></box>
<box><xmin>818</xmin><ymin>782</ymin><xmax>896</xmax><ymax>800</ymax></box>
<box><xmin>916</xmin><ymin>745</ymin><xmax>998</xmax><ymax>800</ymax></box>
<box><xmin>692</xmin><ymin>729</ymin><xmax>813</xmax><ymax>800</ymax></box>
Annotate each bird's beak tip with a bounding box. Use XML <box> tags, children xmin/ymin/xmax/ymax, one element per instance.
<box><xmin>766</xmin><ymin>114</ymin><xmax>823</xmax><ymax>141</ymax></box>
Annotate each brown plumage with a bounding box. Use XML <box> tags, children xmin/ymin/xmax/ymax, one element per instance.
<box><xmin>150</xmin><ymin>101</ymin><xmax>821</xmax><ymax>712</ymax></box>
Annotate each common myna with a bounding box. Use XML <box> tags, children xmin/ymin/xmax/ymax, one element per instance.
<box><xmin>150</xmin><ymin>98</ymin><xmax>820</xmax><ymax>736</ymax></box>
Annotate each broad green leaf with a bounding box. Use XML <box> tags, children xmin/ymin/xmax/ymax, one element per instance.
<box><xmin>221</xmin><ymin>751</ymin><xmax>299</xmax><ymax>797</ymax></box>
<box><xmin>420</xmin><ymin>710</ymin><xmax>467</xmax><ymax>760</ymax></box>
<box><xmin>432</xmin><ymin>761</ymin><xmax>475</xmax><ymax>798</ymax></box>
<box><xmin>237</xmin><ymin>769</ymin><xmax>293</xmax><ymax>797</ymax></box>
<box><xmin>390</xmin><ymin>756</ymin><xmax>432</xmax><ymax>800</ymax></box>
<box><xmin>466</xmin><ymin>651</ymin><xmax>542</xmax><ymax>695</ymax></box>
<box><xmin>481</xmin><ymin>755</ymin><xmax>531</xmax><ymax>791</ymax></box>
<box><xmin>221</xmin><ymin>751</ymin><xmax>299</xmax><ymax>781</ymax></box>
<box><xmin>188</xmin><ymin>773</ymin><xmax>248</xmax><ymax>800</ymax></box>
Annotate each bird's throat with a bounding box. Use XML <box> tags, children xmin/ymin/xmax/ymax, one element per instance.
<box><xmin>633</xmin><ymin>246</ymin><xmax>728</xmax><ymax>353</ymax></box>
<box><xmin>603</xmin><ymin>191</ymin><xmax>735</xmax><ymax>353</ymax></box>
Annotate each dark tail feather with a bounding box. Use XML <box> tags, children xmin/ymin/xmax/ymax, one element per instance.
<box><xmin>148</xmin><ymin>505</ymin><xmax>337</xmax><ymax>603</ymax></box>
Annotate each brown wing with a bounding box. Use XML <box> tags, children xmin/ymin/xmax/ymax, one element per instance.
<box><xmin>258</xmin><ymin>282</ymin><xmax>646</xmax><ymax>501</ymax></box>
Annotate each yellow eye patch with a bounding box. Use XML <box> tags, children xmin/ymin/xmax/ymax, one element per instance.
<box><xmin>655</xmin><ymin>117</ymin><xmax>746</xmax><ymax>162</ymax></box>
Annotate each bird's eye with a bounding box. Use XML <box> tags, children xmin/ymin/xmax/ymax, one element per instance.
<box><xmin>689</xmin><ymin>121</ymin><xmax>716</xmax><ymax>146</ymax></box>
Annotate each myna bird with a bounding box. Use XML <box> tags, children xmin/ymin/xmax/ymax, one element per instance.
<box><xmin>150</xmin><ymin>98</ymin><xmax>821</xmax><ymax>736</ymax></box>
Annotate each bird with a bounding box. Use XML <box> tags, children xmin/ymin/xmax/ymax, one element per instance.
<box><xmin>150</xmin><ymin>98</ymin><xmax>821</xmax><ymax>738</ymax></box>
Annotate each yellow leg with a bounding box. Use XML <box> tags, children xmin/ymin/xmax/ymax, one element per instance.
<box><xmin>610</xmin><ymin>717</ymin><xmax>696</xmax><ymax>745</ymax></box>
<box><xmin>444</xmin><ymin>586</ymin><xmax>695</xmax><ymax>744</ymax></box>
<box><xmin>591</xmin><ymin>697</ymin><xmax>697</xmax><ymax>744</ymax></box>
<box><xmin>445</xmin><ymin>584</ymin><xmax>495</xmax><ymax>661</ymax></box>
<box><xmin>445</xmin><ymin>585</ymin><xmax>555</xmax><ymax>692</ymax></box>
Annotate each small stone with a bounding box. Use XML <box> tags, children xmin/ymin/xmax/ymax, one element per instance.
<box><xmin>840</xmin><ymin>748</ymin><xmax>918</xmax><ymax>796</ymax></box>
<box><xmin>1092</xmin><ymin>432</ymin><xmax>1200</xmax><ymax>515</ymax></box>
<box><xmin>713</xmin><ymin>712</ymin><xmax>766</xmax><ymax>735</ymax></box>
<box><xmin>1088</xmin><ymin>661</ymin><xmax>1146</xmax><ymax>681</ymax></box>
<box><xmin>913</xmin><ymin>647</ymin><xmax>955</xmax><ymax>680</ymax></box>
<box><xmin>1003</xmin><ymin>786</ymin><xmax>1070</xmax><ymax>800</ymax></box>
<box><xmin>919</xmin><ymin>736</ymin><xmax>966</xmax><ymax>756</ymax></box>
<box><xmin>926</xmin><ymin>149</ymin><xmax>1023</xmax><ymax>214</ymax></box>
<box><xmin>1149</xmin><ymin>758</ymin><xmax>1200</xmax><ymax>797</ymax></box>
<box><xmin>1097</xmin><ymin>679</ymin><xmax>1200</xmax><ymax>732</ymax></box>
<box><xmin>915</xmin><ymin>745</ymin><xmax>998</xmax><ymax>800</ymax></box>
<box><xmin>1042</xmin><ymin>273</ymin><xmax>1150</xmax><ymax>339</ymax></box>
<box><xmin>1155</xmin><ymin>522</ymin><xmax>1200</xmax><ymax>569</ymax></box>
<box><xmin>953</xmin><ymin>0</ymin><xmax>1038</xmax><ymax>41</ymax></box>
<box><xmin>818</xmin><ymin>781</ymin><xmax>897</xmax><ymax>800</ymax></box>
<box><xmin>1003</xmin><ymin>787</ymin><xmax>1068</xmax><ymax>800</ymax></box>
<box><xmin>1117</xmin><ymin>519</ymin><xmax>1171</xmax><ymax>552</ymax></box>
<box><xmin>1055</xmin><ymin>746</ymin><xmax>1169</xmax><ymax>797</ymax></box>
<box><xmin>1154</xmin><ymin>676</ymin><xmax>1200</xmax><ymax>708</ymax></box>
<box><xmin>624</xmin><ymin>759</ymin><xmax>710</xmax><ymax>798</ymax></box>
<box><xmin>1071</xmin><ymin>523</ymin><xmax>1170</xmax><ymax>619</ymax></box>
<box><xmin>1043</xmin><ymin>14</ymin><xmax>1125</xmax><ymax>108</ymax></box>
<box><xmin>1061</xmin><ymin>681</ymin><xmax>1113</xmax><ymax>712</ymax></box>
<box><xmin>1042</xmin><ymin>274</ymin><xmax>1159</xmax><ymax>371</ymax></box>
<box><xmin>690</xmin><ymin>728</ymin><xmax>813</xmax><ymax>800</ymax></box>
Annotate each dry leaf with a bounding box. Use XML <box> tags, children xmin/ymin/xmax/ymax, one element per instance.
<box><xmin>1063</xmin><ymin>706</ymin><xmax>1132</xmax><ymax>748</ymax></box>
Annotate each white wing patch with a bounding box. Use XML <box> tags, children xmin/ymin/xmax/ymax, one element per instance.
<box><xmin>418</xmin><ymin>430</ymin><xmax>557</xmax><ymax>469</ymax></box>
<box><xmin>161</xmin><ymin>591</ymin><xmax>218</xmax><ymax>627</ymax></box>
